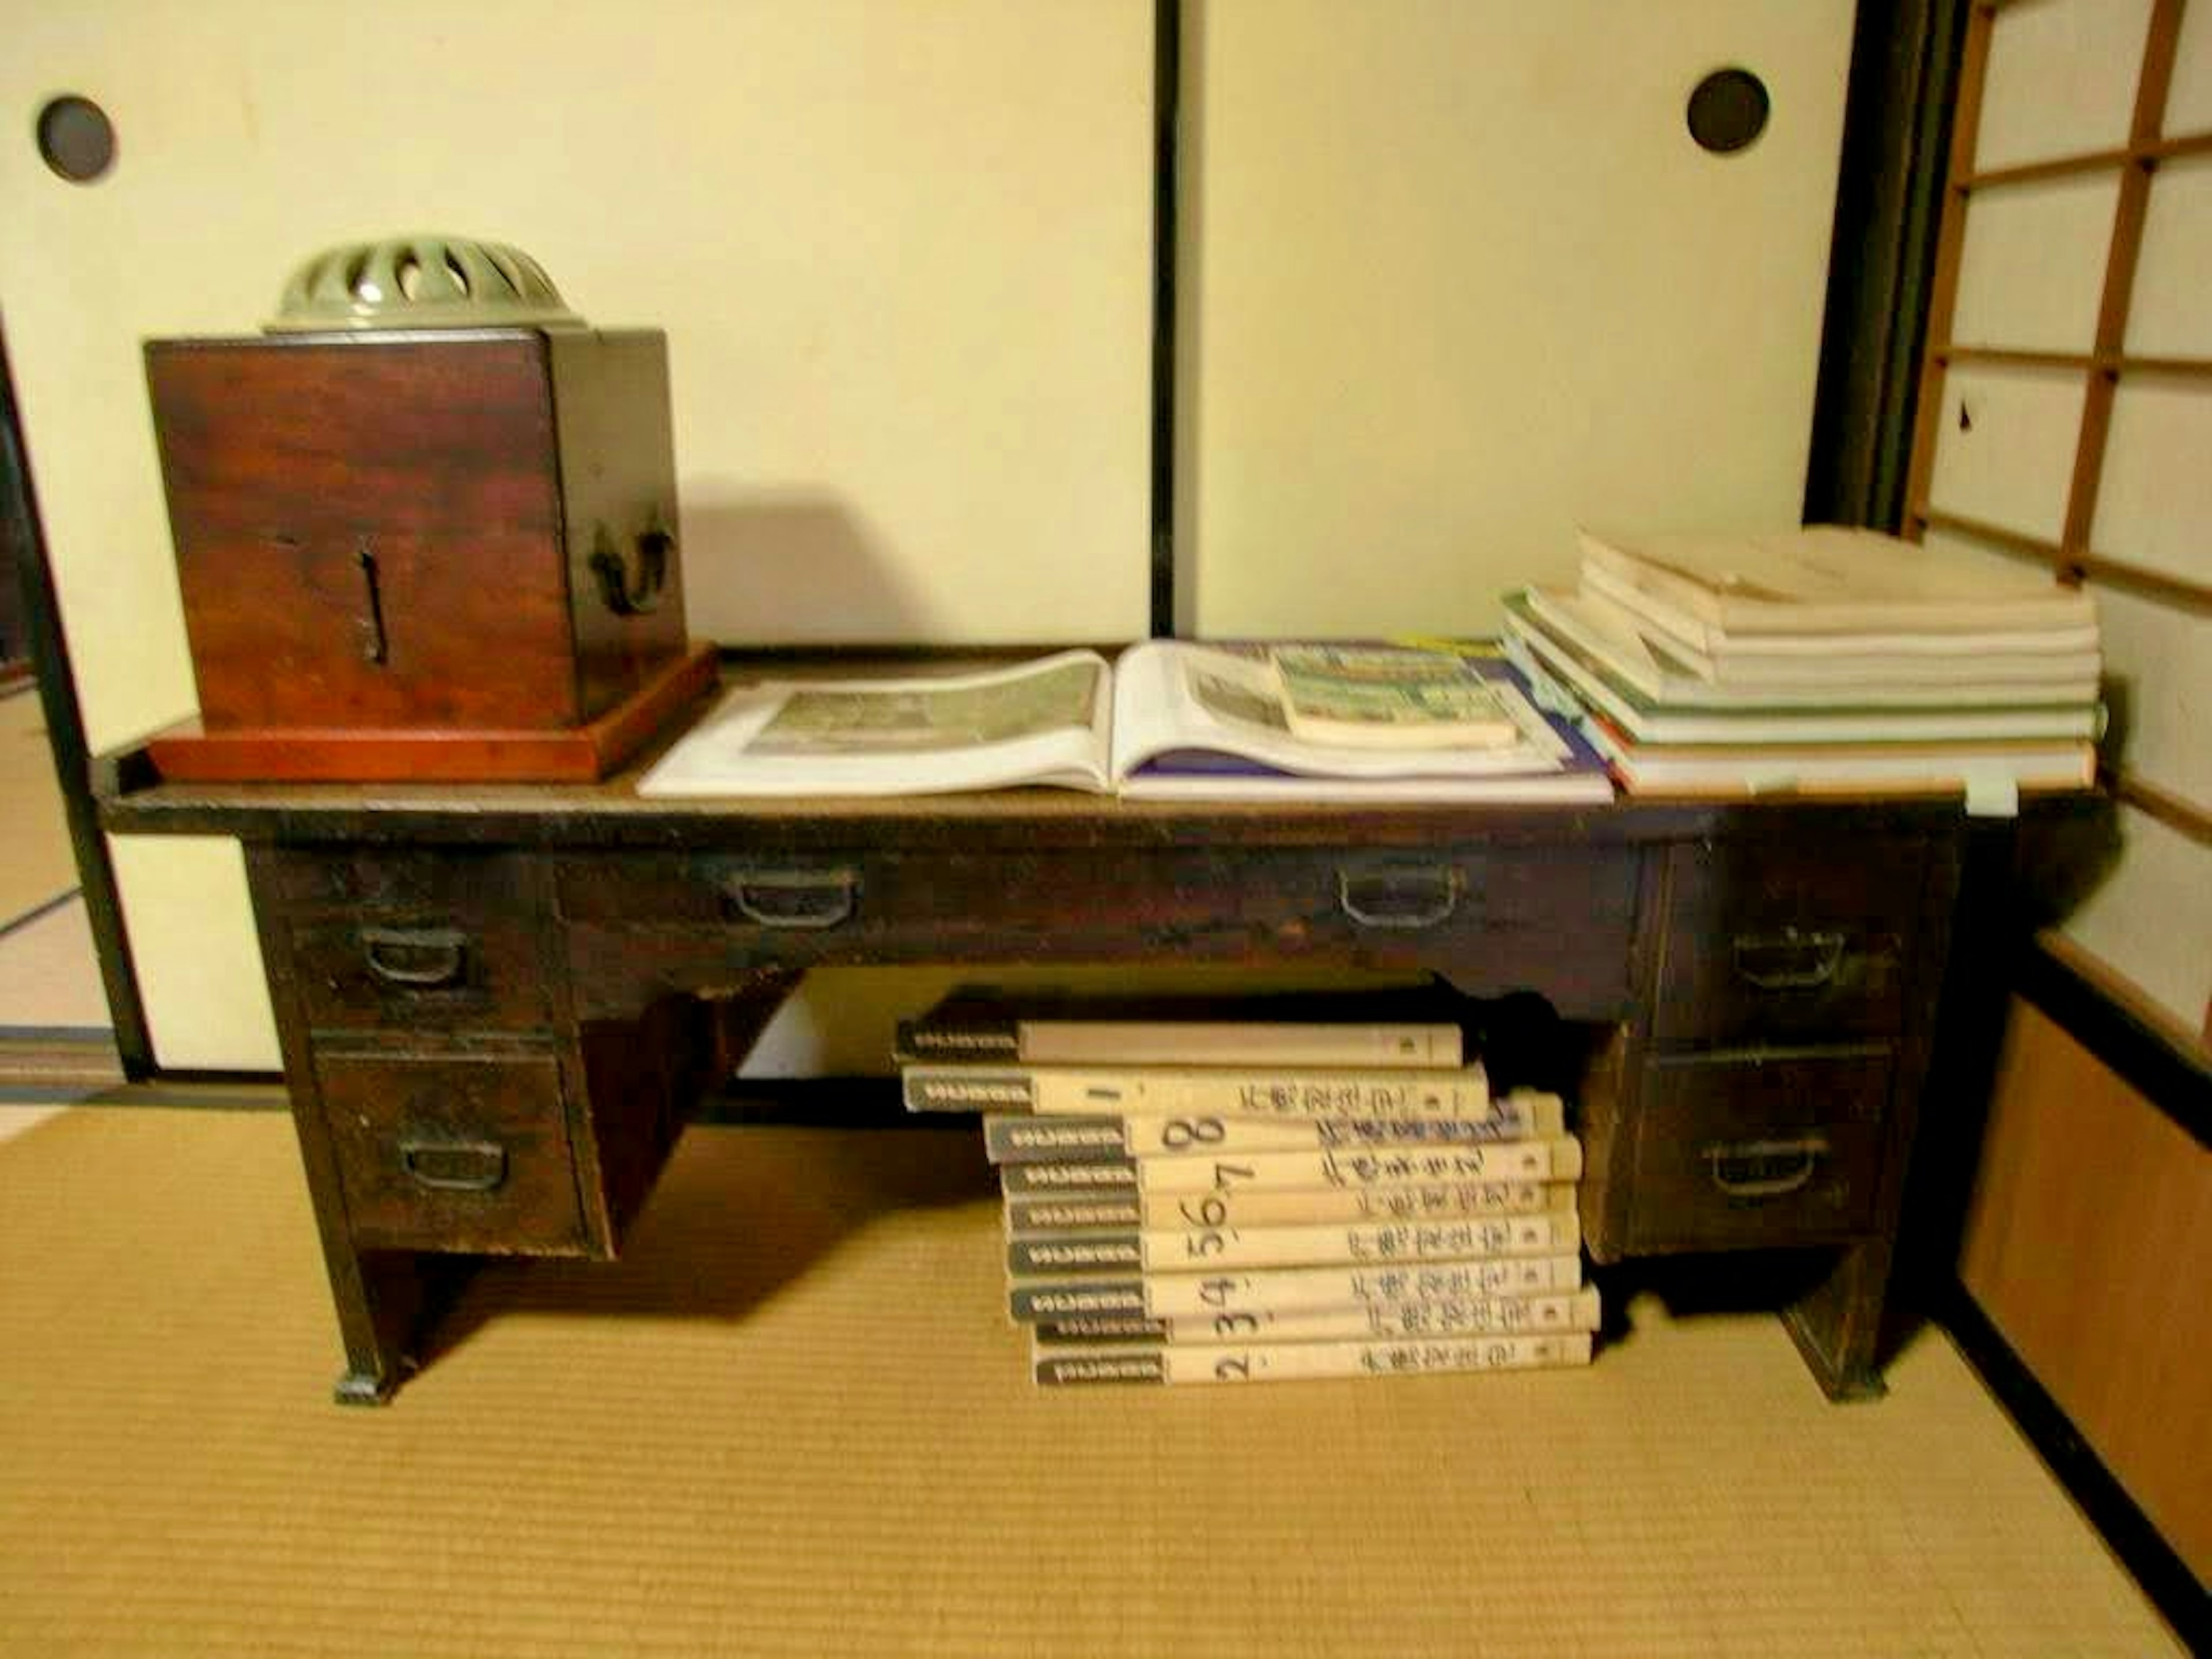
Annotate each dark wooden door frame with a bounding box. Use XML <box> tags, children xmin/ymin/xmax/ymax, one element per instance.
<box><xmin>1</xmin><ymin>324</ymin><xmax>155</xmax><ymax>1074</ymax></box>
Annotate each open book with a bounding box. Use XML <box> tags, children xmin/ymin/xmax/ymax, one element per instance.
<box><xmin>635</xmin><ymin>641</ymin><xmax>1611</xmax><ymax>802</ymax></box>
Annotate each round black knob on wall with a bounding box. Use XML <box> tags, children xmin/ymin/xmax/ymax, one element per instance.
<box><xmin>36</xmin><ymin>93</ymin><xmax>116</xmax><ymax>183</ymax></box>
<box><xmin>1687</xmin><ymin>68</ymin><xmax>1770</xmax><ymax>155</ymax></box>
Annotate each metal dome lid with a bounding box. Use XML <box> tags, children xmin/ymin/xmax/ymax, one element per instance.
<box><xmin>264</xmin><ymin>234</ymin><xmax>585</xmax><ymax>332</ymax></box>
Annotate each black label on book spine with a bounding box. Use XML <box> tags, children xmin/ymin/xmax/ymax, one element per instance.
<box><xmin>983</xmin><ymin>1115</ymin><xmax>1125</xmax><ymax>1163</ymax></box>
<box><xmin>903</xmin><ymin>1070</ymin><xmax>1037</xmax><ymax>1112</ymax></box>
<box><xmin>894</xmin><ymin>1018</ymin><xmax>1021</xmax><ymax>1062</ymax></box>
<box><xmin>1031</xmin><ymin>1316</ymin><xmax>1168</xmax><ymax>1345</ymax></box>
<box><xmin>1035</xmin><ymin>1353</ymin><xmax>1168</xmax><ymax>1386</ymax></box>
<box><xmin>1009</xmin><ymin>1279</ymin><xmax>1146</xmax><ymax>1320</ymax></box>
<box><xmin>999</xmin><ymin>1160</ymin><xmax>1138</xmax><ymax>1194</ymax></box>
<box><xmin>1006</xmin><ymin>1234</ymin><xmax>1143</xmax><ymax>1274</ymax></box>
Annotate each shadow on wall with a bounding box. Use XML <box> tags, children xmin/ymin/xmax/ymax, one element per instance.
<box><xmin>676</xmin><ymin>488</ymin><xmax>940</xmax><ymax>646</ymax></box>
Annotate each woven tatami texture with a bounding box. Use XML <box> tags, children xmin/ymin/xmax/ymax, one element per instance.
<box><xmin>0</xmin><ymin>1108</ymin><xmax>2179</xmax><ymax>1658</ymax></box>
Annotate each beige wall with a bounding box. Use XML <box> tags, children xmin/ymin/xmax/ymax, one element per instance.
<box><xmin>2</xmin><ymin>0</ymin><xmax>1154</xmax><ymax>1069</ymax></box>
<box><xmin>1179</xmin><ymin>0</ymin><xmax>1854</xmax><ymax>638</ymax></box>
<box><xmin>6</xmin><ymin>1</ymin><xmax>1857</xmax><ymax>1070</ymax></box>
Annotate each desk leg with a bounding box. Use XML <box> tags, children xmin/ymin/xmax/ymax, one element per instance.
<box><xmin>325</xmin><ymin>1249</ymin><xmax>478</xmax><ymax>1407</ymax></box>
<box><xmin>1782</xmin><ymin>1237</ymin><xmax>1895</xmax><ymax>1402</ymax></box>
<box><xmin>285</xmin><ymin>1101</ymin><xmax>478</xmax><ymax>1405</ymax></box>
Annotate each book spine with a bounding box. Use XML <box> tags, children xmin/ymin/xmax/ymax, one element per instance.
<box><xmin>1117</xmin><ymin>1091</ymin><xmax>1562</xmax><ymax>1156</ymax></box>
<box><xmin>902</xmin><ymin>1062</ymin><xmax>1493</xmax><ymax>1121</ymax></box>
<box><xmin>1033</xmin><ymin>1331</ymin><xmax>1594</xmax><ymax>1386</ymax></box>
<box><xmin>1127</xmin><ymin>1137</ymin><xmax>1584</xmax><ymax>1193</ymax></box>
<box><xmin>896</xmin><ymin>1018</ymin><xmax>1465</xmax><ymax>1070</ymax></box>
<box><xmin>1007</xmin><ymin>1251</ymin><xmax>1584</xmax><ymax>1323</ymax></box>
<box><xmin>1022</xmin><ymin>1019</ymin><xmax>1465</xmax><ymax>1068</ymax></box>
<box><xmin>1005</xmin><ymin>1210</ymin><xmax>1581</xmax><ymax>1276</ymax></box>
<box><xmin>1004</xmin><ymin>1177</ymin><xmax>1571</xmax><ymax>1235</ymax></box>
<box><xmin>1031</xmin><ymin>1287</ymin><xmax>1602</xmax><ymax>1347</ymax></box>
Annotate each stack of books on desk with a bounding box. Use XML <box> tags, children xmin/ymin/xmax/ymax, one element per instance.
<box><xmin>1501</xmin><ymin>525</ymin><xmax>2103</xmax><ymax>800</ymax></box>
<box><xmin>897</xmin><ymin>987</ymin><xmax>1598</xmax><ymax>1387</ymax></box>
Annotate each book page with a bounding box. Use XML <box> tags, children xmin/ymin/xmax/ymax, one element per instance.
<box><xmin>1107</xmin><ymin>641</ymin><xmax>1572</xmax><ymax>783</ymax></box>
<box><xmin>636</xmin><ymin>650</ymin><xmax>1113</xmax><ymax>797</ymax></box>
<box><xmin>1270</xmin><ymin>645</ymin><xmax>1522</xmax><ymax>749</ymax></box>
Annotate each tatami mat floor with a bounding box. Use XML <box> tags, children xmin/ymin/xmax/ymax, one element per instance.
<box><xmin>0</xmin><ymin>1108</ymin><xmax>2187</xmax><ymax>1658</ymax></box>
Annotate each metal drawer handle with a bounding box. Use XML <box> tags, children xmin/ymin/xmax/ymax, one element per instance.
<box><xmin>1732</xmin><ymin>929</ymin><xmax>1847</xmax><ymax>991</ymax></box>
<box><xmin>723</xmin><ymin>868</ymin><xmax>859</xmax><ymax>930</ymax></box>
<box><xmin>359</xmin><ymin>926</ymin><xmax>470</xmax><ymax>988</ymax></box>
<box><xmin>588</xmin><ymin>513</ymin><xmax>673</xmax><ymax>616</ymax></box>
<box><xmin>1702</xmin><ymin>1136</ymin><xmax>1830</xmax><ymax>1200</ymax></box>
<box><xmin>399</xmin><ymin>1137</ymin><xmax>508</xmax><ymax>1193</ymax></box>
<box><xmin>1337</xmin><ymin>865</ymin><xmax>1461</xmax><ymax>930</ymax></box>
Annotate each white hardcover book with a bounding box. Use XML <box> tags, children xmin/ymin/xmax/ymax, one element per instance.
<box><xmin>1577</xmin><ymin>524</ymin><xmax>2097</xmax><ymax>639</ymax></box>
<box><xmin>1141</xmin><ymin>1251</ymin><xmax>1585</xmax><ymax>1318</ymax></box>
<box><xmin>1535</xmin><ymin>581</ymin><xmax>2101</xmax><ymax>699</ymax></box>
<box><xmin>1004</xmin><ymin>1251</ymin><xmax>1584</xmax><ymax>1323</ymax></box>
<box><xmin>1117</xmin><ymin>1089</ymin><xmax>1563</xmax><ymax>1155</ymax></box>
<box><xmin>1129</xmin><ymin>1137</ymin><xmax>1585</xmax><ymax>1193</ymax></box>
<box><xmin>1003</xmin><ymin>1177</ymin><xmax>1574</xmax><ymax>1235</ymax></box>
<box><xmin>1030</xmin><ymin>1286</ymin><xmax>1603</xmax><ymax>1346</ymax></box>
<box><xmin>1005</xmin><ymin>1210</ymin><xmax>1581</xmax><ymax>1275</ymax></box>
<box><xmin>1033</xmin><ymin>1331</ymin><xmax>1594</xmax><ymax>1385</ymax></box>
<box><xmin>903</xmin><ymin>1060</ymin><xmax>1492</xmax><ymax>1121</ymax></box>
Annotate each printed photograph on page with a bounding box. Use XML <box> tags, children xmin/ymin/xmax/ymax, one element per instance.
<box><xmin>748</xmin><ymin>657</ymin><xmax>1105</xmax><ymax>756</ymax></box>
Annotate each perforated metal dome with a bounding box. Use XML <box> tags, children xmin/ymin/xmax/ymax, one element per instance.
<box><xmin>265</xmin><ymin>234</ymin><xmax>584</xmax><ymax>332</ymax></box>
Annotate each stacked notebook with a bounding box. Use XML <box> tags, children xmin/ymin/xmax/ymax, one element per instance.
<box><xmin>1502</xmin><ymin>525</ymin><xmax>2103</xmax><ymax>800</ymax></box>
<box><xmin>897</xmin><ymin>987</ymin><xmax>1598</xmax><ymax>1387</ymax></box>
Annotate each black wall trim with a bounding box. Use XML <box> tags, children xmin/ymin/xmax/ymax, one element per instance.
<box><xmin>1804</xmin><ymin>0</ymin><xmax>1971</xmax><ymax>531</ymax></box>
<box><xmin>0</xmin><ymin>327</ymin><xmax>155</xmax><ymax>1078</ymax></box>
<box><xmin>2014</xmin><ymin>935</ymin><xmax>2211</xmax><ymax>1152</ymax></box>
<box><xmin>1148</xmin><ymin>0</ymin><xmax>1181</xmax><ymax>638</ymax></box>
<box><xmin>1940</xmin><ymin>1286</ymin><xmax>2208</xmax><ymax>1651</ymax></box>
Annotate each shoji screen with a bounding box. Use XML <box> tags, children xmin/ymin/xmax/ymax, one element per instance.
<box><xmin>2</xmin><ymin>1</ymin><xmax>1153</xmax><ymax>1069</ymax></box>
<box><xmin>1909</xmin><ymin>0</ymin><xmax>2212</xmax><ymax>1043</ymax></box>
<box><xmin>1177</xmin><ymin>0</ymin><xmax>1857</xmax><ymax>639</ymax></box>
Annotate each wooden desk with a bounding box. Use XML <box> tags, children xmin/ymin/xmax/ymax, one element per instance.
<box><xmin>98</xmin><ymin>722</ymin><xmax>2053</xmax><ymax>1406</ymax></box>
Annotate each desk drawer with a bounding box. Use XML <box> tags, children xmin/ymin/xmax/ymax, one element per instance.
<box><xmin>266</xmin><ymin>851</ymin><xmax>550</xmax><ymax>1031</ymax></box>
<box><xmin>317</xmin><ymin>1052</ymin><xmax>586</xmax><ymax>1255</ymax></box>
<box><xmin>1653</xmin><ymin>838</ymin><xmax>1929</xmax><ymax>1046</ymax></box>
<box><xmin>1626</xmin><ymin>1048</ymin><xmax>1891</xmax><ymax>1252</ymax></box>
<box><xmin>554</xmin><ymin>847</ymin><xmax>1642</xmax><ymax>1017</ymax></box>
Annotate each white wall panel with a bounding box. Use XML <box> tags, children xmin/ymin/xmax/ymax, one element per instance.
<box><xmin>1951</xmin><ymin>176</ymin><xmax>2118</xmax><ymax>353</ymax></box>
<box><xmin>2061</xmin><ymin>804</ymin><xmax>2212</xmax><ymax>1038</ymax></box>
<box><xmin>1</xmin><ymin>0</ymin><xmax>1152</xmax><ymax>1070</ymax></box>
<box><xmin>102</xmin><ymin>837</ymin><xmax>279</xmax><ymax>1070</ymax></box>
<box><xmin>1180</xmin><ymin>0</ymin><xmax>1854</xmax><ymax>639</ymax></box>
<box><xmin>2093</xmin><ymin>381</ymin><xmax>2212</xmax><ymax>584</ymax></box>
<box><xmin>2092</xmin><ymin>581</ymin><xmax>2212</xmax><ymax>812</ymax></box>
<box><xmin>1975</xmin><ymin>0</ymin><xmax>2153</xmax><ymax>171</ymax></box>
<box><xmin>2126</xmin><ymin>156</ymin><xmax>2212</xmax><ymax>358</ymax></box>
<box><xmin>1925</xmin><ymin>365</ymin><xmax>2086</xmax><ymax>541</ymax></box>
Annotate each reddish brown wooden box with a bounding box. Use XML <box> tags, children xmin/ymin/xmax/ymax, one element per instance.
<box><xmin>142</xmin><ymin>327</ymin><xmax>715</xmax><ymax>782</ymax></box>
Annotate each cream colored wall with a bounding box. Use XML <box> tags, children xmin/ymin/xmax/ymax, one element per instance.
<box><xmin>1177</xmin><ymin>0</ymin><xmax>1855</xmax><ymax>638</ymax></box>
<box><xmin>2</xmin><ymin>0</ymin><xmax>1153</xmax><ymax>1070</ymax></box>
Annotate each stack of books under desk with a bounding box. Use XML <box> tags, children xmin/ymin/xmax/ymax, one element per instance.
<box><xmin>1502</xmin><ymin>524</ymin><xmax>2104</xmax><ymax>801</ymax></box>
<box><xmin>896</xmin><ymin>987</ymin><xmax>1599</xmax><ymax>1387</ymax></box>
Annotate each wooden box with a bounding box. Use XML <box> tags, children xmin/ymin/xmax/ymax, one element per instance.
<box><xmin>142</xmin><ymin>327</ymin><xmax>715</xmax><ymax>781</ymax></box>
